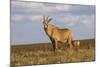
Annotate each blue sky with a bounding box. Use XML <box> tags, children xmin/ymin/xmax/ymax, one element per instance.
<box><xmin>11</xmin><ymin>1</ymin><xmax>95</xmax><ymax>45</ymax></box>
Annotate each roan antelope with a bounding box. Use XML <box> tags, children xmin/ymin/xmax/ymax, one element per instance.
<box><xmin>73</xmin><ymin>40</ymin><xmax>80</xmax><ymax>47</ymax></box>
<box><xmin>73</xmin><ymin>40</ymin><xmax>80</xmax><ymax>50</ymax></box>
<box><xmin>43</xmin><ymin>16</ymin><xmax>73</xmax><ymax>51</ymax></box>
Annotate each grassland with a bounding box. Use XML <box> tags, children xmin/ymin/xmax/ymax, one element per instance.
<box><xmin>11</xmin><ymin>39</ymin><xmax>95</xmax><ymax>66</ymax></box>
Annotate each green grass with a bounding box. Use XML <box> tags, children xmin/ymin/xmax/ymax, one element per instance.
<box><xmin>11</xmin><ymin>39</ymin><xmax>95</xmax><ymax>66</ymax></box>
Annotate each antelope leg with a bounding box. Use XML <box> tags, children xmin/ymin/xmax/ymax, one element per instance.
<box><xmin>68</xmin><ymin>38</ymin><xmax>73</xmax><ymax>48</ymax></box>
<box><xmin>55</xmin><ymin>40</ymin><xmax>58</xmax><ymax>49</ymax></box>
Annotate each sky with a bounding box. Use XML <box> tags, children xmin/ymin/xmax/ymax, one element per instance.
<box><xmin>11</xmin><ymin>1</ymin><xmax>95</xmax><ymax>45</ymax></box>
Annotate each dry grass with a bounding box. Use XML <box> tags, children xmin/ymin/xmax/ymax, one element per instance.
<box><xmin>11</xmin><ymin>39</ymin><xmax>95</xmax><ymax>66</ymax></box>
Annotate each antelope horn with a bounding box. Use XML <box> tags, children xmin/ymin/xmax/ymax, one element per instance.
<box><xmin>43</xmin><ymin>16</ymin><xmax>45</xmax><ymax>24</ymax></box>
<box><xmin>43</xmin><ymin>16</ymin><xmax>45</xmax><ymax>21</ymax></box>
<box><xmin>46</xmin><ymin>16</ymin><xmax>50</xmax><ymax>21</ymax></box>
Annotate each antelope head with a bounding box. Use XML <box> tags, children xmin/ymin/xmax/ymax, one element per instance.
<box><xmin>43</xmin><ymin>16</ymin><xmax>52</xmax><ymax>30</ymax></box>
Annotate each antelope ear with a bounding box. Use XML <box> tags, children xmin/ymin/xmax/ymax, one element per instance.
<box><xmin>48</xmin><ymin>18</ymin><xmax>52</xmax><ymax>23</ymax></box>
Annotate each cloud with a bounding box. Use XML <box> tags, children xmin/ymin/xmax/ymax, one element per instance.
<box><xmin>11</xmin><ymin>1</ymin><xmax>71</xmax><ymax>15</ymax></box>
<box><xmin>58</xmin><ymin>15</ymin><xmax>95</xmax><ymax>26</ymax></box>
<box><xmin>11</xmin><ymin>1</ymin><xmax>43</xmax><ymax>8</ymax></box>
<box><xmin>11</xmin><ymin>1</ymin><xmax>95</xmax><ymax>16</ymax></box>
<box><xmin>11</xmin><ymin>15</ymin><xmax>26</xmax><ymax>22</ymax></box>
<box><xmin>29</xmin><ymin>15</ymin><xmax>42</xmax><ymax>22</ymax></box>
<box><xmin>11</xmin><ymin>1</ymin><xmax>72</xmax><ymax>23</ymax></box>
<box><xmin>11</xmin><ymin>14</ymin><xmax>43</xmax><ymax>23</ymax></box>
<box><xmin>11</xmin><ymin>1</ymin><xmax>95</xmax><ymax>26</ymax></box>
<box><xmin>68</xmin><ymin>5</ymin><xmax>95</xmax><ymax>15</ymax></box>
